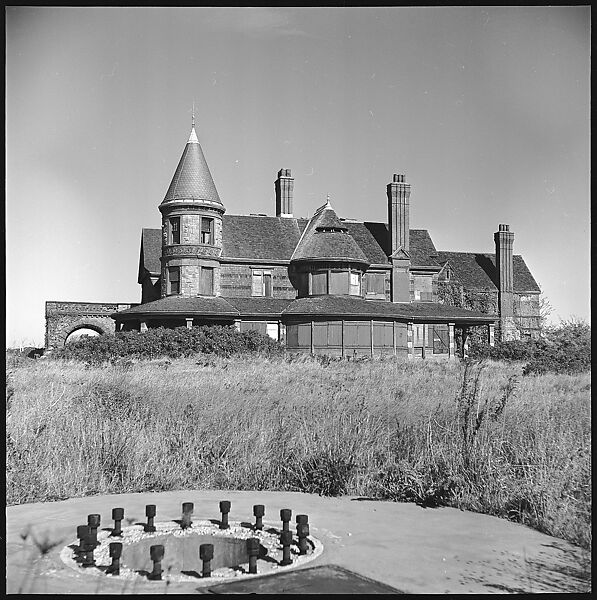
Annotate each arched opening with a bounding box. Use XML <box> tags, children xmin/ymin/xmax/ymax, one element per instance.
<box><xmin>65</xmin><ymin>327</ymin><xmax>102</xmax><ymax>345</ymax></box>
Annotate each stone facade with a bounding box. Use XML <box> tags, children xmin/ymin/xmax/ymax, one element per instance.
<box><xmin>45</xmin><ymin>301</ymin><xmax>134</xmax><ymax>350</ymax></box>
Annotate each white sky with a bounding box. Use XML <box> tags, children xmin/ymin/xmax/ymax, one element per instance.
<box><xmin>6</xmin><ymin>6</ymin><xmax>590</xmax><ymax>346</ymax></box>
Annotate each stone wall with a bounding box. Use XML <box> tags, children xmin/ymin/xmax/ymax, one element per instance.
<box><xmin>45</xmin><ymin>301</ymin><xmax>135</xmax><ymax>349</ymax></box>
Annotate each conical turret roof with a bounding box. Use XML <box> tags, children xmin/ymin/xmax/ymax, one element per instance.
<box><xmin>161</xmin><ymin>126</ymin><xmax>222</xmax><ymax>208</ymax></box>
<box><xmin>291</xmin><ymin>200</ymin><xmax>369</xmax><ymax>265</ymax></box>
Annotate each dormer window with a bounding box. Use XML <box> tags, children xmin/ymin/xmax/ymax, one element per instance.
<box><xmin>201</xmin><ymin>218</ymin><xmax>214</xmax><ymax>244</ymax></box>
<box><xmin>252</xmin><ymin>269</ymin><xmax>272</xmax><ymax>297</ymax></box>
<box><xmin>170</xmin><ymin>217</ymin><xmax>180</xmax><ymax>244</ymax></box>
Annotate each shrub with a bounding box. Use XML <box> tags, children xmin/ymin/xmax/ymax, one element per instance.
<box><xmin>468</xmin><ymin>319</ymin><xmax>590</xmax><ymax>376</ymax></box>
<box><xmin>524</xmin><ymin>319</ymin><xmax>591</xmax><ymax>376</ymax></box>
<box><xmin>53</xmin><ymin>325</ymin><xmax>283</xmax><ymax>363</ymax></box>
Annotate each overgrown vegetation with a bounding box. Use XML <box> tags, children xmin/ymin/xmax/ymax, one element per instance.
<box><xmin>468</xmin><ymin>318</ymin><xmax>591</xmax><ymax>376</ymax></box>
<box><xmin>53</xmin><ymin>325</ymin><xmax>283</xmax><ymax>363</ymax></box>
<box><xmin>6</xmin><ymin>353</ymin><xmax>591</xmax><ymax>561</ymax></box>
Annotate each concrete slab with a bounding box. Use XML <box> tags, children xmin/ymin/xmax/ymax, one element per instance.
<box><xmin>6</xmin><ymin>490</ymin><xmax>589</xmax><ymax>594</ymax></box>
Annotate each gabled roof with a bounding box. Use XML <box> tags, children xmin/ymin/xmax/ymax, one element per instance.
<box><xmin>161</xmin><ymin>126</ymin><xmax>222</xmax><ymax>208</ymax></box>
<box><xmin>290</xmin><ymin>202</ymin><xmax>370</xmax><ymax>265</ymax></box>
<box><xmin>140</xmin><ymin>220</ymin><xmax>441</xmax><ymax>268</ymax></box>
<box><xmin>436</xmin><ymin>251</ymin><xmax>540</xmax><ymax>293</ymax></box>
<box><xmin>222</xmin><ymin>215</ymin><xmax>307</xmax><ymax>260</ymax></box>
<box><xmin>342</xmin><ymin>223</ymin><xmax>440</xmax><ymax>267</ymax></box>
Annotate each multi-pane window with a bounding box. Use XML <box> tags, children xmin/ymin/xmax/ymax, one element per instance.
<box><xmin>413</xmin><ymin>275</ymin><xmax>433</xmax><ymax>302</ymax></box>
<box><xmin>329</xmin><ymin>270</ymin><xmax>348</xmax><ymax>295</ymax></box>
<box><xmin>201</xmin><ymin>218</ymin><xmax>214</xmax><ymax>244</ymax></box>
<box><xmin>349</xmin><ymin>272</ymin><xmax>361</xmax><ymax>296</ymax></box>
<box><xmin>170</xmin><ymin>217</ymin><xmax>180</xmax><ymax>244</ymax></box>
<box><xmin>200</xmin><ymin>267</ymin><xmax>214</xmax><ymax>296</ymax></box>
<box><xmin>252</xmin><ymin>270</ymin><xmax>273</xmax><ymax>297</ymax></box>
<box><xmin>311</xmin><ymin>271</ymin><xmax>327</xmax><ymax>295</ymax></box>
<box><xmin>168</xmin><ymin>266</ymin><xmax>180</xmax><ymax>295</ymax></box>
<box><xmin>366</xmin><ymin>273</ymin><xmax>386</xmax><ymax>295</ymax></box>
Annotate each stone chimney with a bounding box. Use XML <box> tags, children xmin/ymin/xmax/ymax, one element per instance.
<box><xmin>275</xmin><ymin>169</ymin><xmax>294</xmax><ymax>217</ymax></box>
<box><xmin>387</xmin><ymin>174</ymin><xmax>411</xmax><ymax>302</ymax></box>
<box><xmin>494</xmin><ymin>224</ymin><xmax>517</xmax><ymax>340</ymax></box>
<box><xmin>387</xmin><ymin>173</ymin><xmax>410</xmax><ymax>254</ymax></box>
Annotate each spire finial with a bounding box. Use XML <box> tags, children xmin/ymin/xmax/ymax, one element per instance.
<box><xmin>192</xmin><ymin>101</ymin><xmax>195</xmax><ymax>128</ymax></box>
<box><xmin>326</xmin><ymin>194</ymin><xmax>331</xmax><ymax>205</ymax></box>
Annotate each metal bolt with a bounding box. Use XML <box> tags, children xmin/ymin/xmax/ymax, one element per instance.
<box><xmin>253</xmin><ymin>505</ymin><xmax>265</xmax><ymax>531</ymax></box>
<box><xmin>147</xmin><ymin>545</ymin><xmax>164</xmax><ymax>580</ymax></box>
<box><xmin>280</xmin><ymin>508</ymin><xmax>292</xmax><ymax>532</ymax></box>
<box><xmin>199</xmin><ymin>543</ymin><xmax>214</xmax><ymax>578</ymax></box>
<box><xmin>297</xmin><ymin>522</ymin><xmax>310</xmax><ymax>555</ymax></box>
<box><xmin>144</xmin><ymin>504</ymin><xmax>156</xmax><ymax>533</ymax></box>
<box><xmin>80</xmin><ymin>528</ymin><xmax>96</xmax><ymax>568</ymax></box>
<box><xmin>246</xmin><ymin>538</ymin><xmax>260</xmax><ymax>574</ymax></box>
<box><xmin>106</xmin><ymin>542</ymin><xmax>122</xmax><ymax>575</ymax></box>
<box><xmin>181</xmin><ymin>502</ymin><xmax>194</xmax><ymax>529</ymax></box>
<box><xmin>296</xmin><ymin>514</ymin><xmax>309</xmax><ymax>526</ymax></box>
<box><xmin>76</xmin><ymin>524</ymin><xmax>91</xmax><ymax>555</ymax></box>
<box><xmin>111</xmin><ymin>508</ymin><xmax>124</xmax><ymax>537</ymax></box>
<box><xmin>279</xmin><ymin>530</ymin><xmax>293</xmax><ymax>566</ymax></box>
<box><xmin>87</xmin><ymin>514</ymin><xmax>101</xmax><ymax>545</ymax></box>
<box><xmin>219</xmin><ymin>500</ymin><xmax>231</xmax><ymax>530</ymax></box>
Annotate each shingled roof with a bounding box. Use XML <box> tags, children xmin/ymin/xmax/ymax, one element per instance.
<box><xmin>436</xmin><ymin>252</ymin><xmax>540</xmax><ymax>293</ymax></box>
<box><xmin>282</xmin><ymin>296</ymin><xmax>496</xmax><ymax>323</ymax></box>
<box><xmin>114</xmin><ymin>295</ymin><xmax>239</xmax><ymax>318</ymax></box>
<box><xmin>291</xmin><ymin>201</ymin><xmax>370</xmax><ymax>266</ymax></box>
<box><xmin>161</xmin><ymin>126</ymin><xmax>222</xmax><ymax>208</ymax></box>
<box><xmin>139</xmin><ymin>213</ymin><xmax>443</xmax><ymax>270</ymax></box>
<box><xmin>221</xmin><ymin>215</ymin><xmax>306</xmax><ymax>260</ymax></box>
<box><xmin>113</xmin><ymin>294</ymin><xmax>494</xmax><ymax>324</ymax></box>
<box><xmin>138</xmin><ymin>228</ymin><xmax>162</xmax><ymax>281</ymax></box>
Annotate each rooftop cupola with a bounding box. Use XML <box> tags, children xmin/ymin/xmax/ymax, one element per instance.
<box><xmin>160</xmin><ymin>124</ymin><xmax>224</xmax><ymax>211</ymax></box>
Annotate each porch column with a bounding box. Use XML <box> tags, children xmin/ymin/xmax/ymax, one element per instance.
<box><xmin>310</xmin><ymin>320</ymin><xmax>315</xmax><ymax>355</ymax></box>
<box><xmin>341</xmin><ymin>320</ymin><xmax>345</xmax><ymax>358</ymax></box>
<box><xmin>140</xmin><ymin>320</ymin><xmax>148</xmax><ymax>333</ymax></box>
<box><xmin>278</xmin><ymin>321</ymin><xmax>285</xmax><ymax>344</ymax></box>
<box><xmin>488</xmin><ymin>323</ymin><xmax>495</xmax><ymax>347</ymax></box>
<box><xmin>233</xmin><ymin>319</ymin><xmax>241</xmax><ymax>332</ymax></box>
<box><xmin>392</xmin><ymin>321</ymin><xmax>397</xmax><ymax>356</ymax></box>
<box><xmin>421</xmin><ymin>324</ymin><xmax>427</xmax><ymax>359</ymax></box>
<box><xmin>448</xmin><ymin>322</ymin><xmax>455</xmax><ymax>359</ymax></box>
<box><xmin>462</xmin><ymin>327</ymin><xmax>469</xmax><ymax>359</ymax></box>
<box><xmin>407</xmin><ymin>322</ymin><xmax>413</xmax><ymax>359</ymax></box>
<box><xmin>370</xmin><ymin>320</ymin><xmax>374</xmax><ymax>358</ymax></box>
<box><xmin>186</xmin><ymin>318</ymin><xmax>193</xmax><ymax>329</ymax></box>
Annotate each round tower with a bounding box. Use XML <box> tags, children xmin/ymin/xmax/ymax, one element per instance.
<box><xmin>159</xmin><ymin>124</ymin><xmax>225</xmax><ymax>298</ymax></box>
<box><xmin>289</xmin><ymin>197</ymin><xmax>370</xmax><ymax>297</ymax></box>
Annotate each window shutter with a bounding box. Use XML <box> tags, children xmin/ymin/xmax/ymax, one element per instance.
<box><xmin>252</xmin><ymin>271</ymin><xmax>263</xmax><ymax>296</ymax></box>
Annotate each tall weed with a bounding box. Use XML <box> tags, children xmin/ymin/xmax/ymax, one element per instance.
<box><xmin>6</xmin><ymin>354</ymin><xmax>591</xmax><ymax>554</ymax></box>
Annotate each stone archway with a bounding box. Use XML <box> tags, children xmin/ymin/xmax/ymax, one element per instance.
<box><xmin>65</xmin><ymin>326</ymin><xmax>102</xmax><ymax>345</ymax></box>
<box><xmin>52</xmin><ymin>317</ymin><xmax>115</xmax><ymax>349</ymax></box>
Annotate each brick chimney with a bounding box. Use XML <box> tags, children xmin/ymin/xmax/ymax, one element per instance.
<box><xmin>494</xmin><ymin>224</ymin><xmax>517</xmax><ymax>340</ymax></box>
<box><xmin>387</xmin><ymin>174</ymin><xmax>411</xmax><ymax>302</ymax></box>
<box><xmin>275</xmin><ymin>169</ymin><xmax>294</xmax><ymax>217</ymax></box>
<box><xmin>387</xmin><ymin>173</ymin><xmax>410</xmax><ymax>254</ymax></box>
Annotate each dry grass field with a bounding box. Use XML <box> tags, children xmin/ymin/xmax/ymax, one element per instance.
<box><xmin>6</xmin><ymin>353</ymin><xmax>591</xmax><ymax>561</ymax></box>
